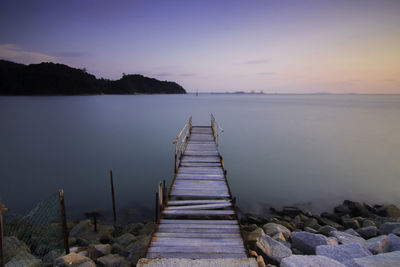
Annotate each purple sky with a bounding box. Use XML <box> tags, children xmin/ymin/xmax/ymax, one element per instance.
<box><xmin>1</xmin><ymin>0</ymin><xmax>399</xmax><ymax>93</ymax></box>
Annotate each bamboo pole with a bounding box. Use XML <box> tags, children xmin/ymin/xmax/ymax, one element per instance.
<box><xmin>109</xmin><ymin>170</ymin><xmax>117</xmax><ymax>225</ymax></box>
<box><xmin>58</xmin><ymin>190</ymin><xmax>70</xmax><ymax>255</ymax></box>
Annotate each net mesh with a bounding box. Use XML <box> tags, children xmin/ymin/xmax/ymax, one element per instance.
<box><xmin>1</xmin><ymin>193</ymin><xmax>64</xmax><ymax>266</ymax></box>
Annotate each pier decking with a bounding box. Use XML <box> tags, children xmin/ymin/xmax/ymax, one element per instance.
<box><xmin>144</xmin><ymin>116</ymin><xmax>251</xmax><ymax>262</ymax></box>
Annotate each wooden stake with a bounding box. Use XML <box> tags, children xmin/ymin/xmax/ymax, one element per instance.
<box><xmin>109</xmin><ymin>170</ymin><xmax>117</xmax><ymax>225</ymax></box>
<box><xmin>155</xmin><ymin>192</ymin><xmax>159</xmax><ymax>222</ymax></box>
<box><xmin>58</xmin><ymin>190</ymin><xmax>70</xmax><ymax>255</ymax></box>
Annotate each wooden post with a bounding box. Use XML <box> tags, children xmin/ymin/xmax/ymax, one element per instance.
<box><xmin>0</xmin><ymin>197</ymin><xmax>7</xmax><ymax>267</ymax></box>
<box><xmin>162</xmin><ymin>180</ymin><xmax>167</xmax><ymax>203</ymax></box>
<box><xmin>109</xmin><ymin>170</ymin><xmax>117</xmax><ymax>225</ymax></box>
<box><xmin>155</xmin><ymin>192</ymin><xmax>159</xmax><ymax>222</ymax></box>
<box><xmin>58</xmin><ymin>190</ymin><xmax>70</xmax><ymax>255</ymax></box>
<box><xmin>158</xmin><ymin>182</ymin><xmax>163</xmax><ymax>209</ymax></box>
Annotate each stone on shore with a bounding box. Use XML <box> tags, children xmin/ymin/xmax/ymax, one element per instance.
<box><xmin>54</xmin><ymin>252</ymin><xmax>95</xmax><ymax>267</ymax></box>
<box><xmin>3</xmin><ymin>236</ymin><xmax>31</xmax><ymax>262</ymax></box>
<box><xmin>379</xmin><ymin>222</ymin><xmax>400</xmax><ymax>235</ymax></box>
<box><xmin>330</xmin><ymin>231</ymin><xmax>367</xmax><ymax>247</ymax></box>
<box><xmin>357</xmin><ymin>226</ymin><xmax>378</xmax><ymax>239</ymax></box>
<box><xmin>344</xmin><ymin>228</ymin><xmax>360</xmax><ymax>237</ymax></box>
<box><xmin>88</xmin><ymin>244</ymin><xmax>111</xmax><ymax>259</ymax></box>
<box><xmin>114</xmin><ymin>233</ymin><xmax>136</xmax><ymax>247</ymax></box>
<box><xmin>5</xmin><ymin>251</ymin><xmax>42</xmax><ymax>267</ymax></box>
<box><xmin>316</xmin><ymin>243</ymin><xmax>372</xmax><ymax>263</ymax></box>
<box><xmin>384</xmin><ymin>204</ymin><xmax>400</xmax><ymax>218</ymax></box>
<box><xmin>244</xmin><ymin>228</ymin><xmax>264</xmax><ymax>244</ymax></box>
<box><xmin>389</xmin><ymin>234</ymin><xmax>400</xmax><ymax>252</ymax></box>
<box><xmin>319</xmin><ymin>225</ymin><xmax>337</xmax><ymax>236</ymax></box>
<box><xmin>96</xmin><ymin>254</ymin><xmax>130</xmax><ymax>267</ymax></box>
<box><xmin>262</xmin><ymin>223</ymin><xmax>291</xmax><ymax>240</ymax></box>
<box><xmin>291</xmin><ymin>232</ymin><xmax>332</xmax><ymax>254</ymax></box>
<box><xmin>362</xmin><ymin>220</ymin><xmax>376</xmax><ymax>228</ymax></box>
<box><xmin>342</xmin><ymin>218</ymin><xmax>360</xmax><ymax>229</ymax></box>
<box><xmin>280</xmin><ymin>255</ymin><xmax>345</xmax><ymax>267</ymax></box>
<box><xmin>366</xmin><ymin>235</ymin><xmax>390</xmax><ymax>254</ymax></box>
<box><xmin>255</xmin><ymin>233</ymin><xmax>292</xmax><ymax>264</ymax></box>
<box><xmin>344</xmin><ymin>250</ymin><xmax>400</xmax><ymax>267</ymax></box>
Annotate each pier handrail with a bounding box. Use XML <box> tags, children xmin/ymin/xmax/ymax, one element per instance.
<box><xmin>173</xmin><ymin>116</ymin><xmax>192</xmax><ymax>173</ymax></box>
<box><xmin>211</xmin><ymin>113</ymin><xmax>223</xmax><ymax>146</ymax></box>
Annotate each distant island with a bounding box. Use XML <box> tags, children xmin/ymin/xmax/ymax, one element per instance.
<box><xmin>0</xmin><ymin>60</ymin><xmax>186</xmax><ymax>95</ymax></box>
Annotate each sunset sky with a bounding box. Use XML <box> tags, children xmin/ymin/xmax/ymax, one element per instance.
<box><xmin>1</xmin><ymin>0</ymin><xmax>399</xmax><ymax>93</ymax></box>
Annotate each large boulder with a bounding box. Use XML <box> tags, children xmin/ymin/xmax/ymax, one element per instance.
<box><xmin>127</xmin><ymin>235</ymin><xmax>151</xmax><ymax>265</ymax></box>
<box><xmin>69</xmin><ymin>220</ymin><xmax>92</xmax><ymax>237</ymax></box>
<box><xmin>316</xmin><ymin>243</ymin><xmax>372</xmax><ymax>263</ymax></box>
<box><xmin>319</xmin><ymin>225</ymin><xmax>337</xmax><ymax>236</ymax></box>
<box><xmin>342</xmin><ymin>218</ymin><xmax>360</xmax><ymax>229</ymax></box>
<box><xmin>379</xmin><ymin>222</ymin><xmax>400</xmax><ymax>235</ymax></box>
<box><xmin>5</xmin><ymin>251</ymin><xmax>42</xmax><ymax>267</ymax></box>
<box><xmin>88</xmin><ymin>244</ymin><xmax>111</xmax><ymax>259</ymax></box>
<box><xmin>291</xmin><ymin>232</ymin><xmax>332</xmax><ymax>254</ymax></box>
<box><xmin>243</xmin><ymin>228</ymin><xmax>264</xmax><ymax>244</ymax></box>
<box><xmin>54</xmin><ymin>252</ymin><xmax>95</xmax><ymax>267</ymax></box>
<box><xmin>344</xmin><ymin>228</ymin><xmax>360</xmax><ymax>237</ymax></box>
<box><xmin>255</xmin><ymin>233</ymin><xmax>292</xmax><ymax>264</ymax></box>
<box><xmin>366</xmin><ymin>235</ymin><xmax>390</xmax><ymax>254</ymax></box>
<box><xmin>344</xmin><ymin>250</ymin><xmax>400</xmax><ymax>266</ymax></box>
<box><xmin>384</xmin><ymin>204</ymin><xmax>400</xmax><ymax>218</ymax></box>
<box><xmin>42</xmin><ymin>249</ymin><xmax>64</xmax><ymax>267</ymax></box>
<box><xmin>262</xmin><ymin>223</ymin><xmax>291</xmax><ymax>240</ymax></box>
<box><xmin>330</xmin><ymin>231</ymin><xmax>367</xmax><ymax>247</ymax></box>
<box><xmin>4</xmin><ymin>236</ymin><xmax>30</xmax><ymax>262</ymax></box>
<box><xmin>357</xmin><ymin>226</ymin><xmax>378</xmax><ymax>239</ymax></box>
<box><xmin>96</xmin><ymin>254</ymin><xmax>130</xmax><ymax>267</ymax></box>
<box><xmin>389</xmin><ymin>234</ymin><xmax>400</xmax><ymax>252</ymax></box>
<box><xmin>281</xmin><ymin>255</ymin><xmax>345</xmax><ymax>267</ymax></box>
<box><xmin>114</xmin><ymin>233</ymin><xmax>136</xmax><ymax>247</ymax></box>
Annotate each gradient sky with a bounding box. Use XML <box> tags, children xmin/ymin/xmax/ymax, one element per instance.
<box><xmin>1</xmin><ymin>0</ymin><xmax>399</xmax><ymax>93</ymax></box>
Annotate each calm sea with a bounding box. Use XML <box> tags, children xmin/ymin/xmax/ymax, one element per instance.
<box><xmin>1</xmin><ymin>94</ymin><xmax>399</xmax><ymax>221</ymax></box>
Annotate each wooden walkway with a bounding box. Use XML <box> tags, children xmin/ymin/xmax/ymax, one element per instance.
<box><xmin>145</xmin><ymin>116</ymin><xmax>247</xmax><ymax>259</ymax></box>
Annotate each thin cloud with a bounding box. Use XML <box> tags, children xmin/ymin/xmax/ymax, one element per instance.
<box><xmin>180</xmin><ymin>73</ymin><xmax>197</xmax><ymax>77</ymax></box>
<box><xmin>55</xmin><ymin>51</ymin><xmax>91</xmax><ymax>58</ymax></box>
<box><xmin>242</xmin><ymin>59</ymin><xmax>270</xmax><ymax>64</ymax></box>
<box><xmin>257</xmin><ymin>72</ymin><xmax>276</xmax><ymax>75</ymax></box>
<box><xmin>0</xmin><ymin>43</ymin><xmax>59</xmax><ymax>64</ymax></box>
<box><xmin>154</xmin><ymin>72</ymin><xmax>172</xmax><ymax>77</ymax></box>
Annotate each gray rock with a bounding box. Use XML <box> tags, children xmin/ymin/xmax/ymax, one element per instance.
<box><xmin>362</xmin><ymin>220</ymin><xmax>376</xmax><ymax>227</ymax></box>
<box><xmin>385</xmin><ymin>204</ymin><xmax>400</xmax><ymax>218</ymax></box>
<box><xmin>111</xmin><ymin>243</ymin><xmax>129</xmax><ymax>257</ymax></box>
<box><xmin>316</xmin><ymin>243</ymin><xmax>372</xmax><ymax>263</ymax></box>
<box><xmin>262</xmin><ymin>223</ymin><xmax>291</xmax><ymax>240</ymax></box>
<box><xmin>392</xmin><ymin>227</ymin><xmax>400</xmax><ymax>235</ymax></box>
<box><xmin>291</xmin><ymin>232</ymin><xmax>332</xmax><ymax>254</ymax></box>
<box><xmin>304</xmin><ymin>227</ymin><xmax>318</xmax><ymax>234</ymax></box>
<box><xmin>96</xmin><ymin>254</ymin><xmax>130</xmax><ymax>267</ymax></box>
<box><xmin>303</xmin><ymin>218</ymin><xmax>320</xmax><ymax>231</ymax></box>
<box><xmin>330</xmin><ymin>231</ymin><xmax>367</xmax><ymax>247</ymax></box>
<box><xmin>281</xmin><ymin>255</ymin><xmax>346</xmax><ymax>267</ymax></box>
<box><xmin>54</xmin><ymin>252</ymin><xmax>95</xmax><ymax>267</ymax></box>
<box><xmin>88</xmin><ymin>244</ymin><xmax>111</xmax><ymax>259</ymax></box>
<box><xmin>114</xmin><ymin>233</ymin><xmax>136</xmax><ymax>247</ymax></box>
<box><xmin>327</xmin><ymin>237</ymin><xmax>339</xmax><ymax>246</ymax></box>
<box><xmin>70</xmin><ymin>220</ymin><xmax>92</xmax><ymax>237</ymax></box>
<box><xmin>389</xmin><ymin>234</ymin><xmax>400</xmax><ymax>252</ymax></box>
<box><xmin>242</xmin><ymin>224</ymin><xmax>259</xmax><ymax>232</ymax></box>
<box><xmin>380</xmin><ymin>222</ymin><xmax>400</xmax><ymax>235</ymax></box>
<box><xmin>5</xmin><ymin>251</ymin><xmax>42</xmax><ymax>267</ymax></box>
<box><xmin>127</xmin><ymin>235</ymin><xmax>150</xmax><ymax>265</ymax></box>
<box><xmin>342</xmin><ymin>218</ymin><xmax>360</xmax><ymax>229</ymax></box>
<box><xmin>344</xmin><ymin>250</ymin><xmax>400</xmax><ymax>267</ymax></box>
<box><xmin>244</xmin><ymin>228</ymin><xmax>264</xmax><ymax>244</ymax></box>
<box><xmin>366</xmin><ymin>235</ymin><xmax>390</xmax><ymax>254</ymax></box>
<box><xmin>255</xmin><ymin>233</ymin><xmax>292</xmax><ymax>263</ymax></box>
<box><xmin>345</xmin><ymin>228</ymin><xmax>360</xmax><ymax>236</ymax></box>
<box><xmin>320</xmin><ymin>225</ymin><xmax>337</xmax><ymax>236</ymax></box>
<box><xmin>42</xmin><ymin>249</ymin><xmax>64</xmax><ymax>267</ymax></box>
<box><xmin>3</xmin><ymin>236</ymin><xmax>30</xmax><ymax>262</ymax></box>
<box><xmin>316</xmin><ymin>216</ymin><xmax>343</xmax><ymax>229</ymax></box>
<box><xmin>357</xmin><ymin>226</ymin><xmax>378</xmax><ymax>239</ymax></box>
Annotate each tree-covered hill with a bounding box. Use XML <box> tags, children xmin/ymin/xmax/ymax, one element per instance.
<box><xmin>0</xmin><ymin>60</ymin><xmax>186</xmax><ymax>95</ymax></box>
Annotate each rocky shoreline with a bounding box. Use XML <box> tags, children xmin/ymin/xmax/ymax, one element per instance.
<box><xmin>3</xmin><ymin>200</ymin><xmax>400</xmax><ymax>266</ymax></box>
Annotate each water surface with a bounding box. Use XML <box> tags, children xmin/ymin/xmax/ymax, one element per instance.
<box><xmin>1</xmin><ymin>94</ymin><xmax>399</xmax><ymax>220</ymax></box>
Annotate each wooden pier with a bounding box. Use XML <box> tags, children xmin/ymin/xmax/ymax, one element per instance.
<box><xmin>143</xmin><ymin>115</ymin><xmax>254</xmax><ymax>263</ymax></box>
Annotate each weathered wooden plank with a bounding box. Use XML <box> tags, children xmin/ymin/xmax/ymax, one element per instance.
<box><xmin>181</xmin><ymin>163</ymin><xmax>221</xmax><ymax>167</ymax></box>
<box><xmin>163</xmin><ymin>209</ymin><xmax>234</xmax><ymax>216</ymax></box>
<box><xmin>151</xmin><ymin>237</ymin><xmax>242</xmax><ymax>243</ymax></box>
<box><xmin>165</xmin><ymin>203</ymin><xmax>232</xmax><ymax>210</ymax></box>
<box><xmin>173</xmin><ymin>182</ymin><xmax>226</xmax><ymax>187</ymax></box>
<box><xmin>159</xmin><ymin>219</ymin><xmax>237</xmax><ymax>224</ymax></box>
<box><xmin>148</xmin><ymin>246</ymin><xmax>245</xmax><ymax>253</ymax></box>
<box><xmin>170</xmin><ymin>191</ymin><xmax>229</xmax><ymax>197</ymax></box>
<box><xmin>158</xmin><ymin>223</ymin><xmax>237</xmax><ymax>229</ymax></box>
<box><xmin>157</xmin><ymin>228</ymin><xmax>239</xmax><ymax>234</ymax></box>
<box><xmin>176</xmin><ymin>174</ymin><xmax>224</xmax><ymax>178</ymax></box>
<box><xmin>184</xmin><ymin>151</ymin><xmax>219</xmax><ymax>156</ymax></box>
<box><xmin>154</xmin><ymin>232</ymin><xmax>241</xmax><ymax>239</ymax></box>
<box><xmin>179</xmin><ymin>167</ymin><xmax>223</xmax><ymax>173</ymax></box>
<box><xmin>146</xmin><ymin>252</ymin><xmax>246</xmax><ymax>259</ymax></box>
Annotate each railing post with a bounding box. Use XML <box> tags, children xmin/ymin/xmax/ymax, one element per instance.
<box><xmin>109</xmin><ymin>170</ymin><xmax>117</xmax><ymax>225</ymax></box>
<box><xmin>58</xmin><ymin>190</ymin><xmax>70</xmax><ymax>255</ymax></box>
<box><xmin>158</xmin><ymin>182</ymin><xmax>163</xmax><ymax>209</ymax></box>
<box><xmin>155</xmin><ymin>192</ymin><xmax>159</xmax><ymax>222</ymax></box>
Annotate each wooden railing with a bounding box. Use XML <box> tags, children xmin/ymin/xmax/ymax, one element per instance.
<box><xmin>173</xmin><ymin>116</ymin><xmax>192</xmax><ymax>173</ymax></box>
<box><xmin>211</xmin><ymin>113</ymin><xmax>223</xmax><ymax>146</ymax></box>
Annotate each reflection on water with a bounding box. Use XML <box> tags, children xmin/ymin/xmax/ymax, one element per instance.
<box><xmin>1</xmin><ymin>94</ymin><xmax>399</xmax><ymax>221</ymax></box>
